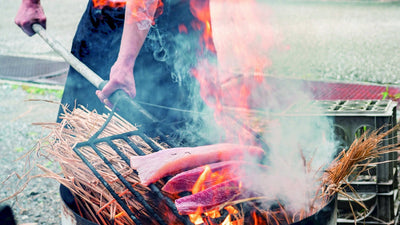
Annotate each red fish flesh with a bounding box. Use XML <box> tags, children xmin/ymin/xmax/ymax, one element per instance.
<box><xmin>130</xmin><ymin>143</ymin><xmax>264</xmax><ymax>185</ymax></box>
<box><xmin>162</xmin><ymin>160</ymin><xmax>267</xmax><ymax>194</ymax></box>
<box><xmin>175</xmin><ymin>178</ymin><xmax>244</xmax><ymax>215</ymax></box>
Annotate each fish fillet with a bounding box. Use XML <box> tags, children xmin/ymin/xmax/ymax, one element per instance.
<box><xmin>130</xmin><ymin>143</ymin><xmax>264</xmax><ymax>185</ymax></box>
<box><xmin>175</xmin><ymin>179</ymin><xmax>243</xmax><ymax>215</ymax></box>
<box><xmin>162</xmin><ymin>160</ymin><xmax>267</xmax><ymax>194</ymax></box>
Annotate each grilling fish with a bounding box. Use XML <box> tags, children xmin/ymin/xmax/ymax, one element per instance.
<box><xmin>175</xmin><ymin>178</ymin><xmax>245</xmax><ymax>215</ymax></box>
<box><xmin>130</xmin><ymin>143</ymin><xmax>265</xmax><ymax>185</ymax></box>
<box><xmin>162</xmin><ymin>160</ymin><xmax>267</xmax><ymax>194</ymax></box>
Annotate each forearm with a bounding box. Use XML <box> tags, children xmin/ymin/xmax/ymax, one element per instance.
<box><xmin>116</xmin><ymin>17</ymin><xmax>150</xmax><ymax>69</ymax></box>
<box><xmin>97</xmin><ymin>1</ymin><xmax>160</xmax><ymax>102</ymax></box>
<box><xmin>116</xmin><ymin>0</ymin><xmax>158</xmax><ymax>68</ymax></box>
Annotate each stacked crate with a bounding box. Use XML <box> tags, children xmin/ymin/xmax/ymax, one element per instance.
<box><xmin>283</xmin><ymin>99</ymin><xmax>399</xmax><ymax>225</ymax></box>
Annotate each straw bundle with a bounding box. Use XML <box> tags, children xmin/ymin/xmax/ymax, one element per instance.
<box><xmin>36</xmin><ymin>106</ymin><xmax>179</xmax><ymax>225</ymax></box>
<box><xmin>322</xmin><ymin>124</ymin><xmax>400</xmax><ymax>196</ymax></box>
<box><xmin>317</xmin><ymin>124</ymin><xmax>400</xmax><ymax>221</ymax></box>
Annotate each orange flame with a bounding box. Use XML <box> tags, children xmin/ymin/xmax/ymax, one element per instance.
<box><xmin>252</xmin><ymin>211</ymin><xmax>260</xmax><ymax>224</ymax></box>
<box><xmin>188</xmin><ymin>166</ymin><xmax>243</xmax><ymax>225</ymax></box>
<box><xmin>92</xmin><ymin>0</ymin><xmax>126</xmax><ymax>9</ymax></box>
<box><xmin>187</xmin><ymin>0</ymin><xmax>275</xmax><ymax>145</ymax></box>
<box><xmin>189</xmin><ymin>0</ymin><xmax>216</xmax><ymax>54</ymax></box>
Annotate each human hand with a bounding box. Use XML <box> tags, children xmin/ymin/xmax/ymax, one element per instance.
<box><xmin>96</xmin><ymin>62</ymin><xmax>136</xmax><ymax>108</ymax></box>
<box><xmin>15</xmin><ymin>0</ymin><xmax>46</xmax><ymax>36</ymax></box>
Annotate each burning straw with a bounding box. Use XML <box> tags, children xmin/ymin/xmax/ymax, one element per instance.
<box><xmin>28</xmin><ymin>105</ymin><xmax>400</xmax><ymax>225</ymax></box>
<box><xmin>33</xmin><ymin>106</ymin><xmax>176</xmax><ymax>225</ymax></box>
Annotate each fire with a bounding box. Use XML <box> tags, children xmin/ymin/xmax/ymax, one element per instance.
<box><xmin>210</xmin><ymin>0</ymin><xmax>274</xmax><ymax>76</ymax></box>
<box><xmin>126</xmin><ymin>0</ymin><xmax>164</xmax><ymax>27</ymax></box>
<box><xmin>92</xmin><ymin>0</ymin><xmax>126</xmax><ymax>9</ymax></box>
<box><xmin>188</xmin><ymin>165</ymin><xmax>243</xmax><ymax>225</ymax></box>
<box><xmin>190</xmin><ymin>0</ymin><xmax>216</xmax><ymax>54</ymax></box>
<box><xmin>251</xmin><ymin>211</ymin><xmax>260</xmax><ymax>224</ymax></box>
<box><xmin>185</xmin><ymin>0</ymin><xmax>275</xmax><ymax>144</ymax></box>
<box><xmin>92</xmin><ymin>0</ymin><xmax>165</xmax><ymax>27</ymax></box>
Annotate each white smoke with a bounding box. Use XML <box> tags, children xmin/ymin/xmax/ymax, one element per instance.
<box><xmin>209</xmin><ymin>0</ymin><xmax>338</xmax><ymax>214</ymax></box>
<box><xmin>162</xmin><ymin>0</ymin><xmax>339</xmax><ymax>214</ymax></box>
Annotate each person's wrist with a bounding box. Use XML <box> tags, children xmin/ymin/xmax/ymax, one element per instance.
<box><xmin>116</xmin><ymin>54</ymin><xmax>136</xmax><ymax>69</ymax></box>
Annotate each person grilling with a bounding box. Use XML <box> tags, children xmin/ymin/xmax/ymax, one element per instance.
<box><xmin>15</xmin><ymin>0</ymin><xmax>220</xmax><ymax>142</ymax></box>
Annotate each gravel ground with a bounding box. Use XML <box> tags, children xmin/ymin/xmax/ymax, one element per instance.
<box><xmin>0</xmin><ymin>82</ymin><xmax>62</xmax><ymax>225</ymax></box>
<box><xmin>0</xmin><ymin>1</ymin><xmax>82</xmax><ymax>224</ymax></box>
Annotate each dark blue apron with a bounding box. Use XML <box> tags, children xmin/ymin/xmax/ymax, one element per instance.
<box><xmin>58</xmin><ymin>0</ymin><xmax>217</xmax><ymax>134</ymax></box>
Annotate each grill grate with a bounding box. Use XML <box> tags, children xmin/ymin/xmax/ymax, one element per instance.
<box><xmin>67</xmin><ymin>99</ymin><xmax>278</xmax><ymax>225</ymax></box>
<box><xmin>71</xmin><ymin>110</ymin><xmax>194</xmax><ymax>225</ymax></box>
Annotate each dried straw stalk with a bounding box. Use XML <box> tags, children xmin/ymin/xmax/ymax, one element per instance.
<box><xmin>35</xmin><ymin>106</ymin><xmax>177</xmax><ymax>225</ymax></box>
<box><xmin>317</xmin><ymin>124</ymin><xmax>400</xmax><ymax>222</ymax></box>
<box><xmin>322</xmin><ymin>124</ymin><xmax>400</xmax><ymax>196</ymax></box>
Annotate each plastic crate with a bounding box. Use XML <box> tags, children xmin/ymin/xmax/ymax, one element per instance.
<box><xmin>283</xmin><ymin>100</ymin><xmax>399</xmax><ymax>224</ymax></box>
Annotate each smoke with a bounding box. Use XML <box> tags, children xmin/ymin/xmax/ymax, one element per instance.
<box><xmin>210</xmin><ymin>0</ymin><xmax>274</xmax><ymax>80</ymax></box>
<box><xmin>145</xmin><ymin>0</ymin><xmax>338</xmax><ymax>214</ymax></box>
<box><xmin>182</xmin><ymin>0</ymin><xmax>338</xmax><ymax>214</ymax></box>
<box><xmin>259</xmin><ymin>107</ymin><xmax>337</xmax><ymax>212</ymax></box>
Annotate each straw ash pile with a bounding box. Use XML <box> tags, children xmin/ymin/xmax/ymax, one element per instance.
<box><xmin>34</xmin><ymin>106</ymin><xmax>400</xmax><ymax>225</ymax></box>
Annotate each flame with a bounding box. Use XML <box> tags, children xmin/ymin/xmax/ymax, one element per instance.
<box><xmin>92</xmin><ymin>0</ymin><xmax>126</xmax><ymax>9</ymax></box>
<box><xmin>188</xmin><ymin>166</ymin><xmax>242</xmax><ymax>225</ymax></box>
<box><xmin>192</xmin><ymin>165</ymin><xmax>212</xmax><ymax>194</ymax></box>
<box><xmin>186</xmin><ymin>0</ymin><xmax>275</xmax><ymax>145</ymax></box>
<box><xmin>189</xmin><ymin>0</ymin><xmax>216</xmax><ymax>54</ymax></box>
<box><xmin>251</xmin><ymin>211</ymin><xmax>260</xmax><ymax>225</ymax></box>
<box><xmin>92</xmin><ymin>0</ymin><xmax>164</xmax><ymax>28</ymax></box>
